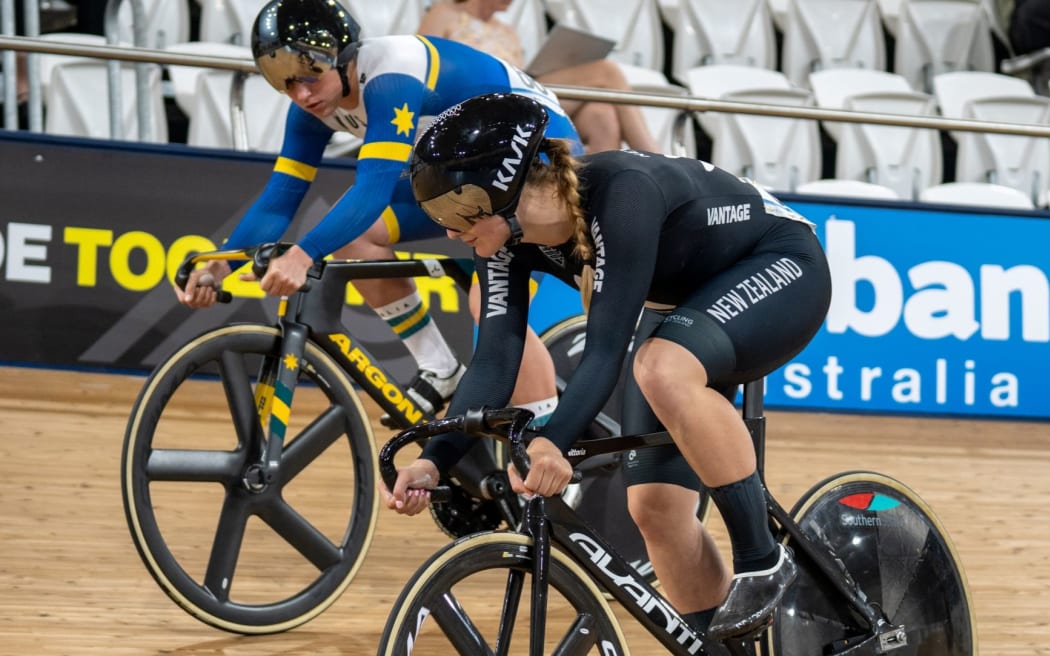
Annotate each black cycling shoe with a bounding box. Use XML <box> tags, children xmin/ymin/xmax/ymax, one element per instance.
<box><xmin>379</xmin><ymin>364</ymin><xmax>467</xmax><ymax>428</ymax></box>
<box><xmin>707</xmin><ymin>544</ymin><xmax>798</xmax><ymax>641</ymax></box>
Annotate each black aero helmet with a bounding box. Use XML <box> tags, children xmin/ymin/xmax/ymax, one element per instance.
<box><xmin>411</xmin><ymin>93</ymin><xmax>549</xmax><ymax>236</ymax></box>
<box><xmin>251</xmin><ymin>0</ymin><xmax>361</xmax><ymax>94</ymax></box>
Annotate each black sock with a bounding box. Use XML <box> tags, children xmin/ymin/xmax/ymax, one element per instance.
<box><xmin>708</xmin><ymin>470</ymin><xmax>778</xmax><ymax>573</ymax></box>
<box><xmin>683</xmin><ymin>607</ymin><xmax>718</xmax><ymax>633</ymax></box>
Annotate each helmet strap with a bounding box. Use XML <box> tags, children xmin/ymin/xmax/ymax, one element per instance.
<box><xmin>503</xmin><ymin>213</ymin><xmax>524</xmax><ymax>246</ymax></box>
<box><xmin>336</xmin><ymin>45</ymin><xmax>359</xmax><ymax>98</ymax></box>
<box><xmin>337</xmin><ymin>65</ymin><xmax>351</xmax><ymax>97</ymax></box>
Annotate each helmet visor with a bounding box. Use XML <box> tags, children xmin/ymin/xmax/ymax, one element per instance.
<box><xmin>418</xmin><ymin>184</ymin><xmax>495</xmax><ymax>233</ymax></box>
<box><xmin>256</xmin><ymin>42</ymin><xmax>338</xmax><ymax>92</ymax></box>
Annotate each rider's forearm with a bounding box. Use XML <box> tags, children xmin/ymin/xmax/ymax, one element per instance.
<box><xmin>295</xmin><ymin>148</ymin><xmax>409</xmax><ymax>259</ymax></box>
<box><xmin>419</xmin><ymin>432</ymin><xmax>474</xmax><ymax>475</ymax></box>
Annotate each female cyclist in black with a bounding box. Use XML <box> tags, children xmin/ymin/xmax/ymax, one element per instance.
<box><xmin>383</xmin><ymin>93</ymin><xmax>833</xmax><ymax>642</ymax></box>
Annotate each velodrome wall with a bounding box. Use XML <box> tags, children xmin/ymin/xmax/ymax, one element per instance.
<box><xmin>2</xmin><ymin>130</ymin><xmax>1048</xmax><ymax>420</ymax></box>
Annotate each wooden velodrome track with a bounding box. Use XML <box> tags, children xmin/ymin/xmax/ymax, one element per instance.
<box><xmin>1</xmin><ymin>364</ymin><xmax>1047</xmax><ymax>655</ymax></box>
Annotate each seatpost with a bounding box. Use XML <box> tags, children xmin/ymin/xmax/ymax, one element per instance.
<box><xmin>741</xmin><ymin>378</ymin><xmax>767</xmax><ymax>480</ymax></box>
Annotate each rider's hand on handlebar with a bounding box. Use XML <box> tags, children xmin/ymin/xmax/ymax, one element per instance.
<box><xmin>382</xmin><ymin>458</ymin><xmax>441</xmax><ymax>516</ymax></box>
<box><xmin>508</xmin><ymin>436</ymin><xmax>573</xmax><ymax>498</ymax></box>
<box><xmin>240</xmin><ymin>244</ymin><xmax>313</xmax><ymax>297</ymax></box>
<box><xmin>175</xmin><ymin>260</ymin><xmax>233</xmax><ymax>308</ymax></box>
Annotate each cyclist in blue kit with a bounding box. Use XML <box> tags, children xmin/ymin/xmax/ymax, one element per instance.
<box><xmin>175</xmin><ymin>0</ymin><xmax>580</xmax><ymax>422</ymax></box>
<box><xmin>385</xmin><ymin>93</ymin><xmax>833</xmax><ymax>644</ymax></box>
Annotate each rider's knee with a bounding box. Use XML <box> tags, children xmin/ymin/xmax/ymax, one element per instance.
<box><xmin>627</xmin><ymin>483</ymin><xmax>695</xmax><ymax>541</ymax></box>
<box><xmin>632</xmin><ymin>341</ymin><xmax>681</xmax><ymax>399</ymax></box>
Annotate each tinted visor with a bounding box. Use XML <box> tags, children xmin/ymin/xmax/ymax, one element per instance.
<box><xmin>256</xmin><ymin>42</ymin><xmax>337</xmax><ymax>91</ymax></box>
<box><xmin>418</xmin><ymin>184</ymin><xmax>497</xmax><ymax>232</ymax></box>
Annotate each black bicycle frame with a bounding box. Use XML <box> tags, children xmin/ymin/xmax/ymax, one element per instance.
<box><xmin>225</xmin><ymin>255</ymin><xmax>479</xmax><ymax>493</ymax></box>
<box><xmin>534</xmin><ymin>494</ymin><xmax>712</xmax><ymax>654</ymax></box>
<box><xmin>380</xmin><ymin>393</ymin><xmax>892</xmax><ymax>656</ymax></box>
<box><xmin>288</xmin><ymin>257</ymin><xmax>473</xmax><ymax>429</ymax></box>
<box><xmin>558</xmin><ymin>380</ymin><xmax>887</xmax><ymax>646</ymax></box>
<box><xmin>295</xmin><ymin>258</ymin><xmax>514</xmax><ymax>503</ymax></box>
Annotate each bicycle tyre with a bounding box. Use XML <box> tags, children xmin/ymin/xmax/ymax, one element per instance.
<box><xmin>377</xmin><ymin>532</ymin><xmax>630</xmax><ymax>656</ymax></box>
<box><xmin>769</xmin><ymin>471</ymin><xmax>976</xmax><ymax>655</ymax></box>
<box><xmin>539</xmin><ymin>315</ymin><xmax>711</xmax><ymax>584</ymax></box>
<box><xmin>121</xmin><ymin>324</ymin><xmax>379</xmax><ymax>634</ymax></box>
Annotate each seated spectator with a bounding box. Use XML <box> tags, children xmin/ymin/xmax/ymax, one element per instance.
<box><xmin>418</xmin><ymin>0</ymin><xmax>662</xmax><ymax>154</ymax></box>
<box><xmin>999</xmin><ymin>0</ymin><xmax>1050</xmax><ymax>56</ymax></box>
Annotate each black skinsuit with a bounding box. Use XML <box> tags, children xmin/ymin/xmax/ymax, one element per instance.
<box><xmin>423</xmin><ymin>149</ymin><xmax>832</xmax><ymax>481</ymax></box>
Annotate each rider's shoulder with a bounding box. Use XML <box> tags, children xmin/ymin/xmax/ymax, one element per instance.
<box><xmin>356</xmin><ymin>35</ymin><xmax>428</xmax><ymax>74</ymax></box>
<box><xmin>352</xmin><ymin>36</ymin><xmax>434</xmax><ymax>102</ymax></box>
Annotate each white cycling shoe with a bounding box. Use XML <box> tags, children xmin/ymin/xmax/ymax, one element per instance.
<box><xmin>406</xmin><ymin>363</ymin><xmax>467</xmax><ymax>414</ymax></box>
<box><xmin>381</xmin><ymin>363</ymin><xmax>467</xmax><ymax>427</ymax></box>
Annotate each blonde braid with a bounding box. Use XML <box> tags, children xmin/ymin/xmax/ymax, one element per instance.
<box><xmin>529</xmin><ymin>140</ymin><xmax>594</xmax><ymax>311</ymax></box>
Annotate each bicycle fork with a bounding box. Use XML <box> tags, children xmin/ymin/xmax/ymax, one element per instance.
<box><xmin>525</xmin><ymin>497</ymin><xmax>552</xmax><ymax>656</ymax></box>
<box><xmin>244</xmin><ymin>310</ymin><xmax>308</xmax><ymax>491</ymax></box>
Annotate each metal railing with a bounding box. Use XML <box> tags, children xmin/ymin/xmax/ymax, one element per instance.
<box><xmin>4</xmin><ymin>32</ymin><xmax>1050</xmax><ymax>150</ymax></box>
<box><xmin>102</xmin><ymin>0</ymin><xmax>151</xmax><ymax>140</ymax></box>
<box><xmin>0</xmin><ymin>33</ymin><xmax>256</xmax><ymax>146</ymax></box>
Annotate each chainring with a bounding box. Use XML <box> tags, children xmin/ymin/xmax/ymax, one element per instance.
<box><xmin>429</xmin><ymin>479</ymin><xmax>508</xmax><ymax>538</ymax></box>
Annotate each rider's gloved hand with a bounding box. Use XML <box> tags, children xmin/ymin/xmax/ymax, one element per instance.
<box><xmin>508</xmin><ymin>436</ymin><xmax>573</xmax><ymax>498</ymax></box>
<box><xmin>383</xmin><ymin>458</ymin><xmax>440</xmax><ymax>516</ymax></box>
<box><xmin>175</xmin><ymin>260</ymin><xmax>232</xmax><ymax>308</ymax></box>
<box><xmin>243</xmin><ymin>244</ymin><xmax>313</xmax><ymax>297</ymax></box>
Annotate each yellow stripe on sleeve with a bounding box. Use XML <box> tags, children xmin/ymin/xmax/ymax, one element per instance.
<box><xmin>381</xmin><ymin>206</ymin><xmax>401</xmax><ymax>243</ymax></box>
<box><xmin>273</xmin><ymin>156</ymin><xmax>318</xmax><ymax>182</ymax></box>
<box><xmin>359</xmin><ymin>142</ymin><xmax>414</xmax><ymax>162</ymax></box>
<box><xmin>417</xmin><ymin>36</ymin><xmax>440</xmax><ymax>90</ymax></box>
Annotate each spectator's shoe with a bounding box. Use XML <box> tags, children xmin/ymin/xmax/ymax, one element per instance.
<box><xmin>707</xmin><ymin>544</ymin><xmax>798</xmax><ymax>641</ymax></box>
<box><xmin>380</xmin><ymin>364</ymin><xmax>467</xmax><ymax>428</ymax></box>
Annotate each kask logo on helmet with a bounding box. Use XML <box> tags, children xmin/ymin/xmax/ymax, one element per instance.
<box><xmin>492</xmin><ymin>125</ymin><xmax>535</xmax><ymax>192</ymax></box>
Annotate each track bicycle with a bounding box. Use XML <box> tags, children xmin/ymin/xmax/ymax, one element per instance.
<box><xmin>120</xmin><ymin>243</ymin><xmax>653</xmax><ymax>634</ymax></box>
<box><xmin>376</xmin><ymin>384</ymin><xmax>976</xmax><ymax>655</ymax></box>
<box><xmin>538</xmin><ymin>313</ymin><xmax>711</xmax><ymax>583</ymax></box>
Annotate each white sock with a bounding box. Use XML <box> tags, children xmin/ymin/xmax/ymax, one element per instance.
<box><xmin>375</xmin><ymin>291</ymin><xmax>459</xmax><ymax>376</ymax></box>
<box><xmin>516</xmin><ymin>395</ymin><xmax>559</xmax><ymax>429</ymax></box>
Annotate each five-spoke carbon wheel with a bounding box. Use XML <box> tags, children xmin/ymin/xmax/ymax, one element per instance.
<box><xmin>121</xmin><ymin>324</ymin><xmax>379</xmax><ymax>634</ymax></box>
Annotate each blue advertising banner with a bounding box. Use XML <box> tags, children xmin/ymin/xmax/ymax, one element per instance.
<box><xmin>3</xmin><ymin>131</ymin><xmax>1048</xmax><ymax>420</ymax></box>
<box><xmin>766</xmin><ymin>196</ymin><xmax>1050</xmax><ymax>419</ymax></box>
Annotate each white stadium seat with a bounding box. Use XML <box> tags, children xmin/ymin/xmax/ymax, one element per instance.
<box><xmin>780</xmin><ymin>0</ymin><xmax>887</xmax><ymax>88</ymax></box>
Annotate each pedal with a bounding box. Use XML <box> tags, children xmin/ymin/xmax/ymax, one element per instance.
<box><xmin>826</xmin><ymin>625</ymin><xmax>907</xmax><ymax>654</ymax></box>
<box><xmin>878</xmin><ymin>625</ymin><xmax>908</xmax><ymax>651</ymax></box>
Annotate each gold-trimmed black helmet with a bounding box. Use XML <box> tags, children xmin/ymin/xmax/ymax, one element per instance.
<box><xmin>251</xmin><ymin>0</ymin><xmax>361</xmax><ymax>93</ymax></box>
<box><xmin>411</xmin><ymin>93</ymin><xmax>549</xmax><ymax>235</ymax></box>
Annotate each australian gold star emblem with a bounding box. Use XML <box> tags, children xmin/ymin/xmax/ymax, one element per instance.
<box><xmin>391</xmin><ymin>103</ymin><xmax>415</xmax><ymax>137</ymax></box>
